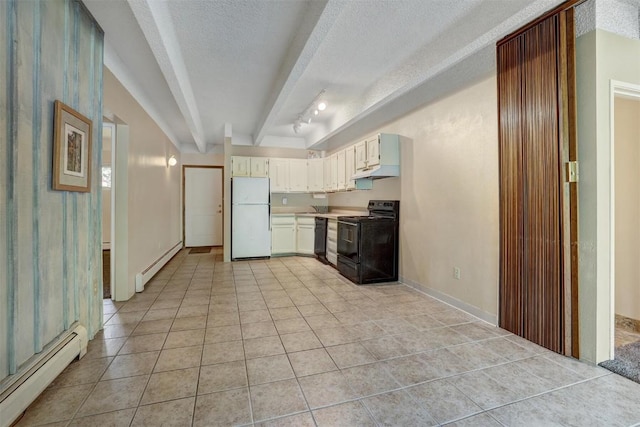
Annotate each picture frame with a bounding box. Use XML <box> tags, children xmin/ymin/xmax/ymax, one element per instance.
<box><xmin>53</xmin><ymin>100</ymin><xmax>92</xmax><ymax>192</ymax></box>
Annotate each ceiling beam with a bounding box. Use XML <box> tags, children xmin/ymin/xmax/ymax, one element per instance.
<box><xmin>306</xmin><ymin>0</ymin><xmax>565</xmax><ymax>148</ymax></box>
<box><xmin>103</xmin><ymin>39</ymin><xmax>182</xmax><ymax>151</ymax></box>
<box><xmin>128</xmin><ymin>0</ymin><xmax>207</xmax><ymax>153</ymax></box>
<box><xmin>252</xmin><ymin>0</ymin><xmax>345</xmax><ymax>146</ymax></box>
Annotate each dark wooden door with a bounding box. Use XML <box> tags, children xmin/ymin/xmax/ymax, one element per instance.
<box><xmin>498</xmin><ymin>7</ymin><xmax>578</xmax><ymax>356</ymax></box>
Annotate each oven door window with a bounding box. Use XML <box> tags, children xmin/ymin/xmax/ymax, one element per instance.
<box><xmin>337</xmin><ymin>221</ymin><xmax>359</xmax><ymax>262</ymax></box>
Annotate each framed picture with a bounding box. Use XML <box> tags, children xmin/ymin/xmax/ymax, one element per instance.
<box><xmin>53</xmin><ymin>100</ymin><xmax>92</xmax><ymax>192</ymax></box>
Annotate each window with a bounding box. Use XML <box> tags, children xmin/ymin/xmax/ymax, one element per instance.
<box><xmin>102</xmin><ymin>166</ymin><xmax>112</xmax><ymax>188</ymax></box>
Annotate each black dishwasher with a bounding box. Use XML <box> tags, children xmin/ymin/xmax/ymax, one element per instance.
<box><xmin>314</xmin><ymin>217</ymin><xmax>328</xmax><ymax>263</ymax></box>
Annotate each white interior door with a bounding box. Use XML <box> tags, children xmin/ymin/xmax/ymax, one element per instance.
<box><xmin>185</xmin><ymin>167</ymin><xmax>223</xmax><ymax>247</ymax></box>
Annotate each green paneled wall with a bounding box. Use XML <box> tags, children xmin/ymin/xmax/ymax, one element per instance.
<box><xmin>0</xmin><ymin>0</ymin><xmax>103</xmax><ymax>384</ymax></box>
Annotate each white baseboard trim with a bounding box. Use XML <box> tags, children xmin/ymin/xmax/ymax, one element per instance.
<box><xmin>135</xmin><ymin>241</ymin><xmax>182</xmax><ymax>292</ymax></box>
<box><xmin>400</xmin><ymin>276</ymin><xmax>497</xmax><ymax>325</ymax></box>
<box><xmin>0</xmin><ymin>323</ymin><xmax>88</xmax><ymax>427</ymax></box>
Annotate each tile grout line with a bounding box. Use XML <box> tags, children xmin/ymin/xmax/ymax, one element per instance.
<box><xmin>33</xmin><ymin>252</ymin><xmax>625</xmax><ymax>426</ymax></box>
<box><xmin>65</xmin><ymin>274</ymin><xmax>168</xmax><ymax>424</ymax></box>
<box><xmin>189</xmin><ymin>254</ymin><xmax>209</xmax><ymax>427</ymax></box>
<box><xmin>237</xmin><ymin>263</ymin><xmax>255</xmax><ymax>427</ymax></box>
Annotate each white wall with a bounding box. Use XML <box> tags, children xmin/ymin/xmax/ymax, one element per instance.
<box><xmin>328</xmin><ymin>177</ymin><xmax>400</xmax><ymax>209</ymax></box>
<box><xmin>576</xmin><ymin>29</ymin><xmax>640</xmax><ymax>363</ymax></box>
<box><xmin>103</xmin><ymin>68</ymin><xmax>182</xmax><ymax>300</ymax></box>
<box><xmin>614</xmin><ymin>97</ymin><xmax>640</xmax><ymax>321</ymax></box>
<box><xmin>330</xmin><ymin>76</ymin><xmax>500</xmax><ymax>323</ymax></box>
<box><xmin>271</xmin><ymin>193</ymin><xmax>326</xmax><ymax>209</ymax></box>
<box><xmin>182</xmin><ymin>153</ymin><xmax>224</xmax><ymax>166</ymax></box>
<box><xmin>231</xmin><ymin>145</ymin><xmax>315</xmax><ymax>159</ymax></box>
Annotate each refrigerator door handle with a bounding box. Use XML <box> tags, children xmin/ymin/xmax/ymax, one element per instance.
<box><xmin>268</xmin><ymin>189</ymin><xmax>271</xmax><ymax>231</ymax></box>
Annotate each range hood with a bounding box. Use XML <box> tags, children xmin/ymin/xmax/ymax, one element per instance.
<box><xmin>352</xmin><ymin>164</ymin><xmax>400</xmax><ymax>180</ymax></box>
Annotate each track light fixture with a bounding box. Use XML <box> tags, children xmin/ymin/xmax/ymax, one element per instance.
<box><xmin>292</xmin><ymin>89</ymin><xmax>327</xmax><ymax>134</ymax></box>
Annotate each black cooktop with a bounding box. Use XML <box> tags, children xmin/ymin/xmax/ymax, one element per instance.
<box><xmin>338</xmin><ymin>200</ymin><xmax>399</xmax><ymax>223</ymax></box>
<box><xmin>338</xmin><ymin>215</ymin><xmax>395</xmax><ymax>223</ymax></box>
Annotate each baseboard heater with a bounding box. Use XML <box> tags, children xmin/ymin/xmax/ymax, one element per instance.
<box><xmin>0</xmin><ymin>323</ymin><xmax>88</xmax><ymax>427</ymax></box>
<box><xmin>135</xmin><ymin>241</ymin><xmax>182</xmax><ymax>292</ymax></box>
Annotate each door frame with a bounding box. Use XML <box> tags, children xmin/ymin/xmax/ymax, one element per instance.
<box><xmin>609</xmin><ymin>80</ymin><xmax>640</xmax><ymax>359</ymax></box>
<box><xmin>182</xmin><ymin>165</ymin><xmax>225</xmax><ymax>248</ymax></box>
<box><xmin>101</xmin><ymin>116</ymin><xmax>131</xmax><ymax>301</ymax></box>
<box><xmin>102</xmin><ymin>121</ymin><xmax>115</xmax><ymax>299</ymax></box>
<box><xmin>112</xmin><ymin>119</ymin><xmax>130</xmax><ymax>301</ymax></box>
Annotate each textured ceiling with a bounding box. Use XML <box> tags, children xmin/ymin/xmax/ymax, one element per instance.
<box><xmin>84</xmin><ymin>0</ymin><xmax>574</xmax><ymax>153</ymax></box>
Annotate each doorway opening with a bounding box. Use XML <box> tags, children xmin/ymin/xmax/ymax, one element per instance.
<box><xmin>102</xmin><ymin>122</ymin><xmax>115</xmax><ymax>299</ymax></box>
<box><xmin>610</xmin><ymin>81</ymin><xmax>640</xmax><ymax>365</ymax></box>
<box><xmin>101</xmin><ymin>118</ymin><xmax>130</xmax><ymax>301</ymax></box>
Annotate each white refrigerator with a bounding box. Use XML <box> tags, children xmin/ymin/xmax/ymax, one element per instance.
<box><xmin>231</xmin><ymin>177</ymin><xmax>271</xmax><ymax>259</ymax></box>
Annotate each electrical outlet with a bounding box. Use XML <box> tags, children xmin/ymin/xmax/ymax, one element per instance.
<box><xmin>453</xmin><ymin>267</ymin><xmax>461</xmax><ymax>280</ymax></box>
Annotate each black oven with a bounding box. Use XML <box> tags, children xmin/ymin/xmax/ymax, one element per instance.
<box><xmin>337</xmin><ymin>200</ymin><xmax>399</xmax><ymax>285</ymax></box>
<box><xmin>337</xmin><ymin>220</ymin><xmax>359</xmax><ymax>262</ymax></box>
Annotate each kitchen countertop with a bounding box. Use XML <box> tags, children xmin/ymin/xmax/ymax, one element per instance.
<box><xmin>296</xmin><ymin>213</ymin><xmax>343</xmax><ymax>219</ymax></box>
<box><xmin>271</xmin><ymin>209</ymin><xmax>365</xmax><ymax>219</ymax></box>
<box><xmin>271</xmin><ymin>212</ymin><xmax>343</xmax><ymax>219</ymax></box>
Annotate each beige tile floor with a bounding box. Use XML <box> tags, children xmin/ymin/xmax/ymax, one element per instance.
<box><xmin>16</xmin><ymin>250</ymin><xmax>640</xmax><ymax>426</ymax></box>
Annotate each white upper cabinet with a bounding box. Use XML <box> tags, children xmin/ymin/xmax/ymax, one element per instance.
<box><xmin>352</xmin><ymin>134</ymin><xmax>399</xmax><ymax>175</ymax></box>
<box><xmin>231</xmin><ymin>156</ymin><xmax>251</xmax><ymax>177</ymax></box>
<box><xmin>330</xmin><ymin>153</ymin><xmax>338</xmax><ymax>191</ymax></box>
<box><xmin>268</xmin><ymin>158</ymin><xmax>308</xmax><ymax>193</ymax></box>
<box><xmin>323</xmin><ymin>157</ymin><xmax>332</xmax><ymax>192</ymax></box>
<box><xmin>250</xmin><ymin>157</ymin><xmax>269</xmax><ymax>177</ymax></box>
<box><xmin>355</xmin><ymin>141</ymin><xmax>367</xmax><ymax>171</ymax></box>
<box><xmin>322</xmin><ymin>154</ymin><xmax>339</xmax><ymax>192</ymax></box>
<box><xmin>232</xmin><ymin>156</ymin><xmax>269</xmax><ymax>177</ymax></box>
<box><xmin>365</xmin><ymin>135</ymin><xmax>380</xmax><ymax>167</ymax></box>
<box><xmin>345</xmin><ymin>145</ymin><xmax>356</xmax><ymax>190</ymax></box>
<box><xmin>337</xmin><ymin>149</ymin><xmax>346</xmax><ymax>190</ymax></box>
<box><xmin>288</xmin><ymin>159</ymin><xmax>308</xmax><ymax>192</ymax></box>
<box><xmin>355</xmin><ymin>136</ymin><xmax>381</xmax><ymax>171</ymax></box>
<box><xmin>234</xmin><ymin>136</ymin><xmax>396</xmax><ymax>194</ymax></box>
<box><xmin>307</xmin><ymin>158</ymin><xmax>324</xmax><ymax>192</ymax></box>
<box><xmin>269</xmin><ymin>158</ymin><xmax>289</xmax><ymax>192</ymax></box>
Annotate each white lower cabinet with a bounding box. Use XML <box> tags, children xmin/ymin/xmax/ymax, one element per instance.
<box><xmin>296</xmin><ymin>217</ymin><xmax>315</xmax><ymax>255</ymax></box>
<box><xmin>272</xmin><ymin>215</ymin><xmax>334</xmax><ymax>258</ymax></box>
<box><xmin>326</xmin><ymin>219</ymin><xmax>337</xmax><ymax>266</ymax></box>
<box><xmin>271</xmin><ymin>215</ymin><xmax>296</xmax><ymax>255</ymax></box>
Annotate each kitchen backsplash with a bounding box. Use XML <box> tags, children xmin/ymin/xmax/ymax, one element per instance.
<box><xmin>271</xmin><ymin>193</ymin><xmax>328</xmax><ymax>207</ymax></box>
<box><xmin>271</xmin><ymin>205</ymin><xmax>367</xmax><ymax>215</ymax></box>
